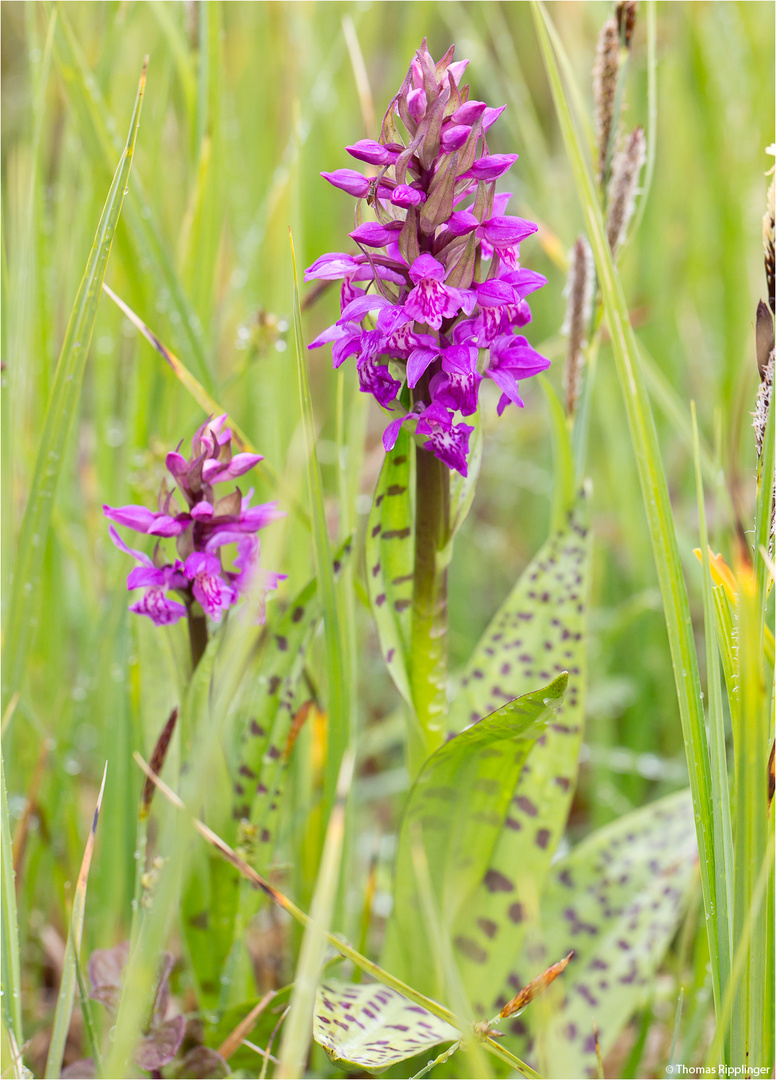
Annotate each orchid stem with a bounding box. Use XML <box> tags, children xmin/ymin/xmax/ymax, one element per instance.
<box><xmin>409</xmin><ymin>438</ymin><xmax>450</xmax><ymax>770</ymax></box>
<box><xmin>187</xmin><ymin>607</ymin><xmax>208</xmax><ymax>672</ymax></box>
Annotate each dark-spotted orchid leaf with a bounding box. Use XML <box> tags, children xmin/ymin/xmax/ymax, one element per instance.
<box><xmin>184</xmin><ymin>542</ymin><xmax>351</xmax><ymax>1010</ymax></box>
<box><xmin>313</xmin><ymin>978</ymin><xmax>458</xmax><ymax>1074</ymax></box>
<box><xmin>382</xmin><ymin>674</ymin><xmax>568</xmax><ymax>1001</ymax></box>
<box><xmin>366</xmin><ymin>429</ymin><xmax>415</xmax><ymax>707</ymax></box>
<box><xmin>231</xmin><ymin>536</ymin><xmax>353</xmax><ymax>852</ymax></box>
<box><xmin>444</xmin><ymin>497</ymin><xmax>591</xmax><ymax>1013</ymax></box>
<box><xmin>494</xmin><ymin>789</ymin><xmax>697</xmax><ymax>1078</ymax></box>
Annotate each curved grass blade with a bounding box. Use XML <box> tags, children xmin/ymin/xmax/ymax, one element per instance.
<box><xmin>532</xmin><ymin>0</ymin><xmax>717</xmax><ymax>1014</ymax></box>
<box><xmin>290</xmin><ymin>230</ymin><xmax>352</xmax><ymax>816</ymax></box>
<box><xmin>692</xmin><ymin>405</ymin><xmax>733</xmax><ymax>1005</ymax></box>
<box><xmin>3</xmin><ymin>60</ymin><xmax>146</xmax><ymax>704</ymax></box>
<box><xmin>496</xmin><ymin>790</ymin><xmax>697</xmax><ymax>1078</ymax></box>
<box><xmin>445</xmin><ymin>497</ymin><xmax>591</xmax><ymax>1014</ymax></box>
<box><xmin>313</xmin><ymin>978</ymin><xmax>458</xmax><ymax>1074</ymax></box>
<box><xmin>44</xmin><ymin>765</ymin><xmax>108</xmax><ymax>1079</ymax></box>
<box><xmin>51</xmin><ymin>5</ymin><xmax>213</xmax><ymax>391</ymax></box>
<box><xmin>383</xmin><ymin>674</ymin><xmax>568</xmax><ymax>1001</ymax></box>
<box><xmin>277</xmin><ymin>749</ymin><xmax>355</xmax><ymax>1078</ymax></box>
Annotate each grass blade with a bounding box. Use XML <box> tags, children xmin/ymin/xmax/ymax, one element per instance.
<box><xmin>44</xmin><ymin>764</ymin><xmax>108</xmax><ymax>1079</ymax></box>
<box><xmin>51</xmin><ymin>4</ymin><xmax>213</xmax><ymax>391</ymax></box>
<box><xmin>692</xmin><ymin>404</ymin><xmax>733</xmax><ymax>1008</ymax></box>
<box><xmin>290</xmin><ymin>230</ymin><xmax>352</xmax><ymax>817</ymax></box>
<box><xmin>1</xmin><ymin>756</ymin><xmax>23</xmax><ymax>1054</ymax></box>
<box><xmin>3</xmin><ymin>59</ymin><xmax>146</xmax><ymax>704</ymax></box>
<box><xmin>277</xmin><ymin>749</ymin><xmax>355</xmax><ymax>1078</ymax></box>
<box><xmin>531</xmin><ymin>0</ymin><xmax>719</xmax><ymax>1012</ymax></box>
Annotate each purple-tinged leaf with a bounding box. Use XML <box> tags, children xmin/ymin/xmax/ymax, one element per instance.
<box><xmin>134</xmin><ymin>1015</ymin><xmax>186</xmax><ymax>1071</ymax></box>
<box><xmin>170</xmin><ymin>1046</ymin><xmax>228</xmax><ymax>1079</ymax></box>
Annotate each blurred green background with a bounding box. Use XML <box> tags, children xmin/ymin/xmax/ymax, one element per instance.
<box><xmin>2</xmin><ymin>1</ymin><xmax>773</xmax><ymax>1072</ymax></box>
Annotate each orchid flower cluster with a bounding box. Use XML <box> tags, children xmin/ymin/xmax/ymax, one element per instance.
<box><xmin>305</xmin><ymin>40</ymin><xmax>550</xmax><ymax>476</ymax></box>
<box><xmin>103</xmin><ymin>416</ymin><xmax>285</xmax><ymax>627</ymax></box>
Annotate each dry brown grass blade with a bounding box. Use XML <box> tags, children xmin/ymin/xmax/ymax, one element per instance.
<box><xmin>499</xmin><ymin>951</ymin><xmax>575</xmax><ymax>1019</ymax></box>
<box><xmin>217</xmin><ymin>990</ymin><xmax>276</xmax><ymax>1060</ymax></box>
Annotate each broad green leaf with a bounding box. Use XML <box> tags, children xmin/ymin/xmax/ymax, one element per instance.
<box><xmin>313</xmin><ymin>978</ymin><xmax>458</xmax><ymax>1074</ymax></box>
<box><xmin>383</xmin><ymin>673</ymin><xmax>568</xmax><ymax>1000</ymax></box>
<box><xmin>366</xmin><ymin>430</ymin><xmax>415</xmax><ymax>707</ymax></box>
<box><xmin>3</xmin><ymin>61</ymin><xmax>146</xmax><ymax>703</ymax></box>
<box><xmin>436</xmin><ymin>494</ymin><xmax>587</xmax><ymax>1015</ymax></box>
<box><xmin>494</xmin><ymin>790</ymin><xmax>697</xmax><ymax>1079</ymax></box>
<box><xmin>445</xmin><ymin>497</ymin><xmax>591</xmax><ymax>1013</ymax></box>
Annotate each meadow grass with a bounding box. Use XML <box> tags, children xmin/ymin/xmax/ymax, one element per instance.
<box><xmin>2</xmin><ymin>3</ymin><xmax>773</xmax><ymax>1078</ymax></box>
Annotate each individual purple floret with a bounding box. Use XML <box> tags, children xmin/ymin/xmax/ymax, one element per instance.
<box><xmin>306</xmin><ymin>39</ymin><xmax>550</xmax><ymax>475</ymax></box>
<box><xmin>104</xmin><ymin>415</ymin><xmax>286</xmax><ymax>627</ymax></box>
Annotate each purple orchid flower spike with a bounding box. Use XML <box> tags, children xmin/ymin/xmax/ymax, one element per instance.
<box><xmin>305</xmin><ymin>39</ymin><xmax>549</xmax><ymax>475</ymax></box>
<box><xmin>104</xmin><ymin>417</ymin><xmax>285</xmax><ymax>652</ymax></box>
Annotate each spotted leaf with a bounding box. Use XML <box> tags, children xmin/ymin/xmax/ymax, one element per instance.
<box><xmin>231</xmin><ymin>536</ymin><xmax>353</xmax><ymax>855</ymax></box>
<box><xmin>494</xmin><ymin>789</ymin><xmax>697</xmax><ymax>1079</ymax></box>
<box><xmin>313</xmin><ymin>978</ymin><xmax>458</xmax><ymax>1074</ymax></box>
<box><xmin>366</xmin><ymin>429</ymin><xmax>415</xmax><ymax>706</ymax></box>
<box><xmin>382</xmin><ymin>673</ymin><xmax>568</xmax><ymax>1000</ymax></box>
<box><xmin>445</xmin><ymin>497</ymin><xmax>591</xmax><ymax>1012</ymax></box>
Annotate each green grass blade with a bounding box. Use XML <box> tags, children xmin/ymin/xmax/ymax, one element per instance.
<box><xmin>51</xmin><ymin>4</ymin><xmax>214</xmax><ymax>391</ymax></box>
<box><xmin>290</xmin><ymin>230</ymin><xmax>352</xmax><ymax>818</ymax></box>
<box><xmin>277</xmin><ymin>749</ymin><xmax>355</xmax><ymax>1078</ymax></box>
<box><xmin>1</xmin><ymin>756</ymin><xmax>23</xmax><ymax>1054</ymax></box>
<box><xmin>532</xmin><ymin>0</ymin><xmax>719</xmax><ymax>1011</ymax></box>
<box><xmin>539</xmin><ymin>374</ymin><xmax>576</xmax><ymax>531</ymax></box>
<box><xmin>44</xmin><ymin>764</ymin><xmax>108</xmax><ymax>1079</ymax></box>
<box><xmin>3</xmin><ymin>60</ymin><xmax>146</xmax><ymax>704</ymax></box>
<box><xmin>691</xmin><ymin>404</ymin><xmax>733</xmax><ymax>1008</ymax></box>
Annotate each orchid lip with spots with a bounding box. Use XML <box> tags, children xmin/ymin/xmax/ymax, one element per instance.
<box><xmin>305</xmin><ymin>38</ymin><xmax>549</xmax><ymax>475</ymax></box>
<box><xmin>103</xmin><ymin>414</ymin><xmax>286</xmax><ymax>628</ymax></box>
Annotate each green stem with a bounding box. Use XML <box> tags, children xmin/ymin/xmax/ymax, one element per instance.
<box><xmin>187</xmin><ymin>606</ymin><xmax>208</xmax><ymax>672</ymax></box>
<box><xmin>409</xmin><ymin>436</ymin><xmax>450</xmax><ymax>764</ymax></box>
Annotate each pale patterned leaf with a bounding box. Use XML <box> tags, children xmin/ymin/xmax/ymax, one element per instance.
<box><xmin>366</xmin><ymin>430</ymin><xmax>415</xmax><ymax>706</ymax></box>
<box><xmin>493</xmin><ymin>790</ymin><xmax>697</xmax><ymax>1079</ymax></box>
<box><xmin>230</xmin><ymin>537</ymin><xmax>353</xmax><ymax>855</ymax></box>
<box><xmin>382</xmin><ymin>674</ymin><xmax>568</xmax><ymax>999</ymax></box>
<box><xmin>446</xmin><ymin>498</ymin><xmax>591</xmax><ymax>1011</ymax></box>
<box><xmin>313</xmin><ymin>978</ymin><xmax>458</xmax><ymax>1073</ymax></box>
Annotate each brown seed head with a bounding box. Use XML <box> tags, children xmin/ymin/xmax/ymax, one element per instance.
<box><xmin>563</xmin><ymin>235</ymin><xmax>595</xmax><ymax>417</ymax></box>
<box><xmin>606</xmin><ymin>126</ymin><xmax>647</xmax><ymax>253</ymax></box>
<box><xmin>593</xmin><ymin>16</ymin><xmax>621</xmax><ymax>185</ymax></box>
<box><xmin>616</xmin><ymin>1</ymin><xmax>639</xmax><ymax>48</ymax></box>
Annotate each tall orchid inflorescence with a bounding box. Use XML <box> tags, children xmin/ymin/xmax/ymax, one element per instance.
<box><xmin>305</xmin><ymin>40</ymin><xmax>550</xmax><ymax>476</ymax></box>
<box><xmin>103</xmin><ymin>415</ymin><xmax>285</xmax><ymax>628</ymax></box>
